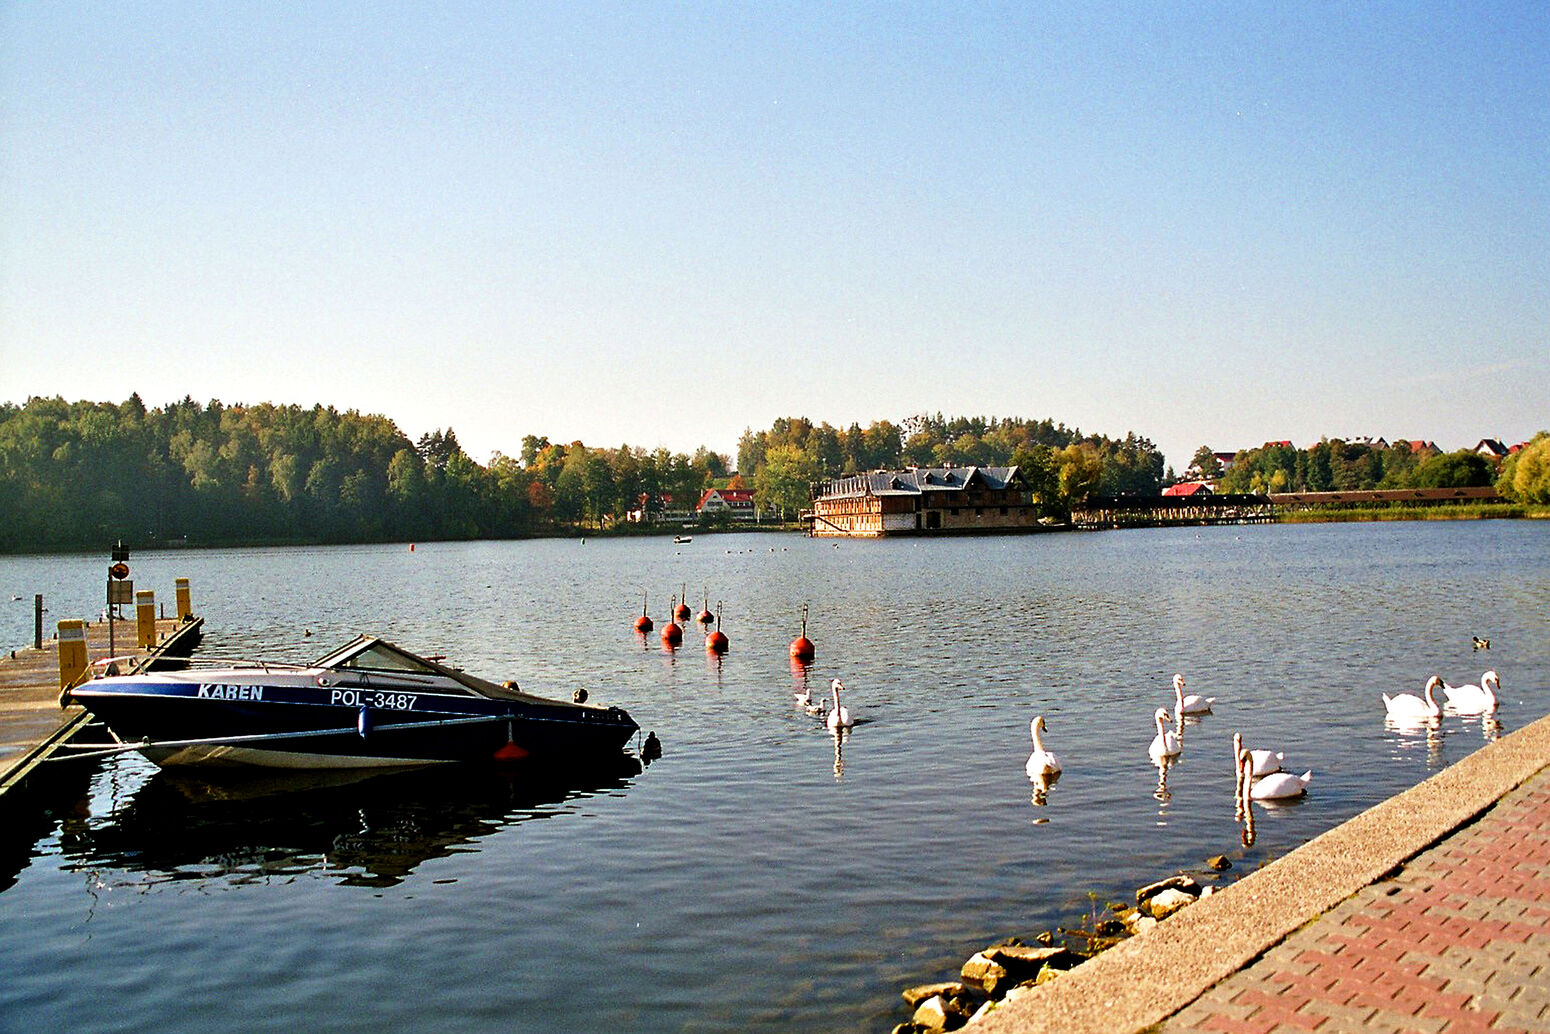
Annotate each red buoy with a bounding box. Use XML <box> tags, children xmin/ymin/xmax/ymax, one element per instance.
<box><xmin>706</xmin><ymin>603</ymin><xmax>728</xmax><ymax>654</ymax></box>
<box><xmin>633</xmin><ymin>592</ymin><xmax>653</xmax><ymax>633</ymax></box>
<box><xmin>674</xmin><ymin>584</ymin><xmax>691</xmax><ymax>623</ymax></box>
<box><xmin>661</xmin><ymin>596</ymin><xmax>683</xmax><ymax>647</ymax></box>
<box><xmin>790</xmin><ymin>603</ymin><xmax>815</xmax><ymax>662</ymax></box>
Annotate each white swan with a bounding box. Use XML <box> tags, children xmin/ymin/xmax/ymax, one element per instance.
<box><xmin>1383</xmin><ymin>675</ymin><xmax>1443</xmax><ymax>720</ymax></box>
<box><xmin>1173</xmin><ymin>673</ymin><xmax>1214</xmax><ymax>715</ymax></box>
<box><xmin>1025</xmin><ymin>715</ymin><xmax>1061</xmax><ymax>778</ymax></box>
<box><xmin>1232</xmin><ymin>732</ymin><xmax>1283</xmax><ymax>778</ymax></box>
<box><xmin>825</xmin><ymin>678</ymin><xmax>853</xmax><ymax>732</ymax></box>
<box><xmin>1243</xmin><ymin>750</ymin><xmax>1312</xmax><ymax>800</ymax></box>
<box><xmin>1148</xmin><ymin>707</ymin><xmax>1180</xmax><ymax>759</ymax></box>
<box><xmin>796</xmin><ymin>683</ymin><xmax>826</xmax><ymax>717</ymax></box>
<box><xmin>1443</xmin><ymin>670</ymin><xmax>1500</xmax><ymax>715</ymax></box>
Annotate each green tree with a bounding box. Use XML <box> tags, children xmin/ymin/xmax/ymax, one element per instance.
<box><xmin>1051</xmin><ymin>443</ymin><xmax>1102</xmax><ymax>518</ymax></box>
<box><xmin>1188</xmin><ymin>446</ymin><xmax>1224</xmax><ymax>481</ymax></box>
<box><xmin>1413</xmin><ymin>450</ymin><xmax>1493</xmax><ymax>489</ymax></box>
<box><xmin>1498</xmin><ymin>434</ymin><xmax>1550</xmax><ymax>502</ymax></box>
<box><xmin>753</xmin><ymin>444</ymin><xmax>820</xmax><ymax>518</ymax></box>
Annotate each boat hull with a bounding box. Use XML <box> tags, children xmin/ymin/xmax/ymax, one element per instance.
<box><xmin>73</xmin><ymin>678</ymin><xmax>639</xmax><ymax>770</ymax></box>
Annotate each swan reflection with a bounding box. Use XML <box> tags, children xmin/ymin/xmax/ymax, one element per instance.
<box><xmin>1384</xmin><ymin>715</ymin><xmax>1445</xmax><ymax>765</ymax></box>
<box><xmin>1029</xmin><ymin>768</ymin><xmax>1060</xmax><ymax>808</ymax></box>
<box><xmin>1151</xmin><ymin>754</ymin><xmax>1176</xmax><ymax>804</ymax></box>
<box><xmin>831</xmin><ymin>729</ymin><xmax>847</xmax><ymax>779</ymax></box>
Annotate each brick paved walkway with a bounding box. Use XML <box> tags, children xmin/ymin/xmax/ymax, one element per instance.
<box><xmin>1160</xmin><ymin>768</ymin><xmax>1550</xmax><ymax>1034</ymax></box>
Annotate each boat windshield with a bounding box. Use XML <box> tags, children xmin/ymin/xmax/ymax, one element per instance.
<box><xmin>328</xmin><ymin>641</ymin><xmax>442</xmax><ymax>675</ymax></box>
<box><xmin>312</xmin><ymin>637</ymin><xmax>523</xmax><ymax>699</ymax></box>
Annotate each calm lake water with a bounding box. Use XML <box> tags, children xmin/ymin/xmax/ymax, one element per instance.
<box><xmin>2</xmin><ymin>521</ymin><xmax>1547</xmax><ymax>1033</ymax></box>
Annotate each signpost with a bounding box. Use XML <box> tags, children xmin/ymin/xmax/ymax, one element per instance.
<box><xmin>107</xmin><ymin>542</ymin><xmax>131</xmax><ymax>659</ymax></box>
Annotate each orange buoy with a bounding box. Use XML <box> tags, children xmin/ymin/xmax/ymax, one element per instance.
<box><xmin>789</xmin><ymin>603</ymin><xmax>815</xmax><ymax>662</ymax></box>
<box><xmin>633</xmin><ymin>592</ymin><xmax>654</xmax><ymax>633</ymax></box>
<box><xmin>661</xmin><ymin>595</ymin><xmax>683</xmax><ymax>647</ymax></box>
<box><xmin>409</xmin><ymin>543</ymin><xmax>415</xmax><ymax>551</ymax></box>
<box><xmin>706</xmin><ymin>603</ymin><xmax>728</xmax><ymax>654</ymax></box>
<box><xmin>696</xmin><ymin>589</ymin><xmax>713</xmax><ymax>626</ymax></box>
<box><xmin>674</xmin><ymin>584</ymin><xmax>691</xmax><ymax>623</ymax></box>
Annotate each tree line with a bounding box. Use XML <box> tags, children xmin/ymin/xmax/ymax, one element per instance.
<box><xmin>0</xmin><ymin>396</ymin><xmax>1172</xmax><ymax>550</ymax></box>
<box><xmin>0</xmin><ymin>395</ymin><xmax>731</xmax><ymax>550</ymax></box>
<box><xmin>1206</xmin><ymin>435</ymin><xmax>1550</xmax><ymax>502</ymax></box>
<box><xmin>9</xmin><ymin>394</ymin><xmax>1535</xmax><ymax>552</ymax></box>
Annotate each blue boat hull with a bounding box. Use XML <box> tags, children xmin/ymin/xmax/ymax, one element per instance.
<box><xmin>73</xmin><ymin>680</ymin><xmax>640</xmax><ymax>769</ymax></box>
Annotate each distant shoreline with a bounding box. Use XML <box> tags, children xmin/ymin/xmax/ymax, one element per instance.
<box><xmin>2</xmin><ymin>506</ymin><xmax>1544</xmax><ymax>557</ymax></box>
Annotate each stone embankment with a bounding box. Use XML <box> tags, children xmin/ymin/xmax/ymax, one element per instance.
<box><xmin>892</xmin><ymin>859</ymin><xmax>1234</xmax><ymax>1033</ymax></box>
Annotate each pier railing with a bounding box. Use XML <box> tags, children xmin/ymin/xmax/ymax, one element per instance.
<box><xmin>1072</xmin><ymin>493</ymin><xmax>1276</xmax><ymax>529</ymax></box>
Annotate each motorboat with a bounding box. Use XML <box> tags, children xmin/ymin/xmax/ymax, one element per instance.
<box><xmin>66</xmin><ymin>635</ymin><xmax>640</xmax><ymax>770</ymax></box>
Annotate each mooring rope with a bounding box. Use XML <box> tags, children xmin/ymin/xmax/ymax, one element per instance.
<box><xmin>50</xmin><ymin>713</ymin><xmax>512</xmax><ymax>762</ymax></box>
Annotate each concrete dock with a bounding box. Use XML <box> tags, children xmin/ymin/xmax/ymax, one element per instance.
<box><xmin>974</xmin><ymin>710</ymin><xmax>1550</xmax><ymax>1034</ymax></box>
<box><xmin>0</xmin><ymin>614</ymin><xmax>203</xmax><ymax>799</ymax></box>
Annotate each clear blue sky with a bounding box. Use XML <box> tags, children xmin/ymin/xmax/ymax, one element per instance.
<box><xmin>2</xmin><ymin>2</ymin><xmax>1545</xmax><ymax>473</ymax></box>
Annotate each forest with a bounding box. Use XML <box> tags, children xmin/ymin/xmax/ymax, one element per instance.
<box><xmin>0</xmin><ymin>395</ymin><xmax>1167</xmax><ymax>551</ymax></box>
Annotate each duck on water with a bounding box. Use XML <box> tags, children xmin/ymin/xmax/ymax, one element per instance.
<box><xmin>65</xmin><ymin>635</ymin><xmax>640</xmax><ymax>770</ymax></box>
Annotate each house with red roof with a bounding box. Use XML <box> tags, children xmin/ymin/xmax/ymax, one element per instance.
<box><xmin>697</xmin><ymin>487</ymin><xmax>760</xmax><ymax>522</ymax></box>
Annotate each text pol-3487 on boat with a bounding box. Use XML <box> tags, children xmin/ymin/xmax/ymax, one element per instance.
<box><xmin>65</xmin><ymin>635</ymin><xmax>641</xmax><ymax>769</ymax></box>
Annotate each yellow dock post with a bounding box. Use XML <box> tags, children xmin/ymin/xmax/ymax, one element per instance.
<box><xmin>136</xmin><ymin>590</ymin><xmax>157</xmax><ymax>648</ymax></box>
<box><xmin>175</xmin><ymin>577</ymin><xmax>192</xmax><ymax>620</ymax></box>
<box><xmin>57</xmin><ymin>619</ymin><xmax>88</xmax><ymax>690</ymax></box>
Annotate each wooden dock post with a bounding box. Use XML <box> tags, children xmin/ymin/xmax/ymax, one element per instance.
<box><xmin>175</xmin><ymin>577</ymin><xmax>192</xmax><ymax>621</ymax></box>
<box><xmin>135</xmin><ymin>590</ymin><xmax>156</xmax><ymax>649</ymax></box>
<box><xmin>56</xmin><ymin>620</ymin><xmax>88</xmax><ymax>690</ymax></box>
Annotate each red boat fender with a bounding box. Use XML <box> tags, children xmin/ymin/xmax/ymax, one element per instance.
<box><xmin>493</xmin><ymin>740</ymin><xmax>529</xmax><ymax>761</ymax></box>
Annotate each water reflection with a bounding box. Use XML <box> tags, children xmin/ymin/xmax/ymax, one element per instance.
<box><xmin>0</xmin><ymin>759</ymin><xmax>96</xmax><ymax>893</ymax></box>
<box><xmin>56</xmin><ymin>758</ymin><xmax>641</xmax><ymax>889</ymax></box>
<box><xmin>1383</xmin><ymin>715</ymin><xmax>1446</xmax><ymax>766</ymax></box>
<box><xmin>1463</xmin><ymin>715</ymin><xmax>1504</xmax><ymax>743</ymax></box>
<box><xmin>1151</xmin><ymin>755</ymin><xmax>1176</xmax><ymax>805</ymax></box>
<box><xmin>1029</xmin><ymin>769</ymin><xmax>1059</xmax><ymax>808</ymax></box>
<box><xmin>831</xmin><ymin>730</ymin><xmax>846</xmax><ymax>779</ymax></box>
